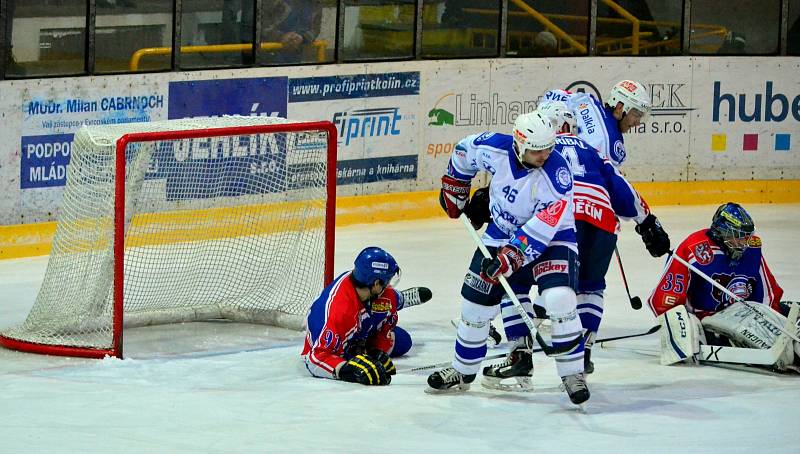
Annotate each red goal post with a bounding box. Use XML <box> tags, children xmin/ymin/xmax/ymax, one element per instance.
<box><xmin>0</xmin><ymin>117</ymin><xmax>337</xmax><ymax>359</ymax></box>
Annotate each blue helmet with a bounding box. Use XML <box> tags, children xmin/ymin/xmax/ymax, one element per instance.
<box><xmin>352</xmin><ymin>247</ymin><xmax>400</xmax><ymax>287</ymax></box>
<box><xmin>708</xmin><ymin>202</ymin><xmax>755</xmax><ymax>263</ymax></box>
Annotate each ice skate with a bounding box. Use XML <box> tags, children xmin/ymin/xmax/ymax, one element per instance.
<box><xmin>560</xmin><ymin>372</ymin><xmax>590</xmax><ymax>405</ymax></box>
<box><xmin>426</xmin><ymin>367</ymin><xmax>476</xmax><ymax>394</ymax></box>
<box><xmin>482</xmin><ymin>338</ymin><xmax>534</xmax><ymax>391</ymax></box>
<box><xmin>399</xmin><ymin>287</ymin><xmax>432</xmax><ymax>308</ymax></box>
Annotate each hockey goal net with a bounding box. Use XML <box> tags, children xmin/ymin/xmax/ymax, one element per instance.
<box><xmin>0</xmin><ymin>116</ymin><xmax>336</xmax><ymax>358</ymax></box>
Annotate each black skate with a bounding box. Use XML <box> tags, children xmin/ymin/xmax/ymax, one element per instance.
<box><xmin>399</xmin><ymin>287</ymin><xmax>432</xmax><ymax>308</ymax></box>
<box><xmin>584</xmin><ymin>348</ymin><xmax>594</xmax><ymax>375</ymax></box>
<box><xmin>426</xmin><ymin>367</ymin><xmax>475</xmax><ymax>394</ymax></box>
<box><xmin>561</xmin><ymin>372</ymin><xmax>590</xmax><ymax>405</ymax></box>
<box><xmin>482</xmin><ymin>346</ymin><xmax>533</xmax><ymax>391</ymax></box>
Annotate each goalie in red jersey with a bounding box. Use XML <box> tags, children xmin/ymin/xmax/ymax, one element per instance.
<box><xmin>648</xmin><ymin>203</ymin><xmax>798</xmax><ymax>371</ymax></box>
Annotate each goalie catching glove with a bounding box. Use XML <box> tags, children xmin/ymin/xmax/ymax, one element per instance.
<box><xmin>635</xmin><ymin>214</ymin><xmax>670</xmax><ymax>257</ymax></box>
<box><xmin>481</xmin><ymin>245</ymin><xmax>524</xmax><ymax>283</ymax></box>
<box><xmin>439</xmin><ymin>175</ymin><xmax>471</xmax><ymax>219</ymax></box>
<box><xmin>337</xmin><ymin>353</ymin><xmax>392</xmax><ymax>386</ymax></box>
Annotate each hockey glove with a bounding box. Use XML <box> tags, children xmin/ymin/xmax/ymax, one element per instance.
<box><xmin>337</xmin><ymin>354</ymin><xmax>391</xmax><ymax>386</ymax></box>
<box><xmin>439</xmin><ymin>175</ymin><xmax>471</xmax><ymax>219</ymax></box>
<box><xmin>463</xmin><ymin>186</ymin><xmax>492</xmax><ymax>229</ymax></box>
<box><xmin>481</xmin><ymin>245</ymin><xmax>525</xmax><ymax>283</ymax></box>
<box><xmin>635</xmin><ymin>214</ymin><xmax>670</xmax><ymax>257</ymax></box>
<box><xmin>343</xmin><ymin>338</ymin><xmax>367</xmax><ymax>359</ymax></box>
<box><xmin>368</xmin><ymin>348</ymin><xmax>396</xmax><ymax>375</ymax></box>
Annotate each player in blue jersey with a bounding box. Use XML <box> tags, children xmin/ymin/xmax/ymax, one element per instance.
<box><xmin>428</xmin><ymin>110</ymin><xmax>589</xmax><ymax>405</ymax></box>
<box><xmin>302</xmin><ymin>247</ymin><xmax>432</xmax><ymax>385</ymax></box>
<box><xmin>534</xmin><ymin>101</ymin><xmax>670</xmax><ymax>373</ymax></box>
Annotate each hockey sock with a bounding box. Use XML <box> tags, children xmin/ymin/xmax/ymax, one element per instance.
<box><xmin>453</xmin><ymin>300</ymin><xmax>500</xmax><ymax>375</ymax></box>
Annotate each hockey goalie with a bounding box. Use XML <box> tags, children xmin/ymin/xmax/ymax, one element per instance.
<box><xmin>647</xmin><ymin>203</ymin><xmax>799</xmax><ymax>372</ymax></box>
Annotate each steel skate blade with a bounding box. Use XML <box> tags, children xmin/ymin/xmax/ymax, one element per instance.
<box><xmin>424</xmin><ymin>383</ymin><xmax>471</xmax><ymax>395</ymax></box>
<box><xmin>481</xmin><ymin>376</ymin><xmax>534</xmax><ymax>392</ymax></box>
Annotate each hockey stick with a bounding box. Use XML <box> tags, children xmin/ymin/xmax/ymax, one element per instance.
<box><xmin>459</xmin><ymin>214</ymin><xmax>581</xmax><ymax>357</ymax></box>
<box><xmin>595</xmin><ymin>324</ymin><xmax>660</xmax><ymax>345</ymax></box>
<box><xmin>400</xmin><ymin>327</ymin><xmax>660</xmax><ymax>374</ymax></box>
<box><xmin>669</xmin><ymin>251</ymin><xmax>800</xmax><ymax>343</ymax></box>
<box><xmin>615</xmin><ymin>246</ymin><xmax>642</xmax><ymax>310</ymax></box>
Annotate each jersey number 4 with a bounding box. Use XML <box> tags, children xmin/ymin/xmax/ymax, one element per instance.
<box><xmin>560</xmin><ymin>146</ymin><xmax>586</xmax><ymax>177</ymax></box>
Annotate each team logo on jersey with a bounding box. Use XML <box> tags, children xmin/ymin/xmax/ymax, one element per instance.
<box><xmin>555</xmin><ymin>166</ymin><xmax>572</xmax><ymax>190</ymax></box>
<box><xmin>536</xmin><ymin>198</ymin><xmax>567</xmax><ymax>227</ymax></box>
<box><xmin>693</xmin><ymin>242</ymin><xmax>714</xmax><ymax>265</ymax></box>
<box><xmin>612</xmin><ymin>140</ymin><xmax>626</xmax><ymax>163</ymax></box>
<box><xmin>533</xmin><ymin>260</ymin><xmax>568</xmax><ymax>279</ymax></box>
<box><xmin>748</xmin><ymin>236</ymin><xmax>762</xmax><ymax>247</ymax></box>
<box><xmin>710</xmin><ymin>273</ymin><xmax>756</xmax><ymax>308</ymax></box>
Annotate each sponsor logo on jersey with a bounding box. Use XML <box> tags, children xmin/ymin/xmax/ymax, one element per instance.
<box><xmin>664</xmin><ymin>295</ymin><xmax>677</xmax><ymax>306</ymax></box>
<box><xmin>536</xmin><ymin>198</ymin><xmax>567</xmax><ymax>227</ymax></box>
<box><xmin>465</xmin><ymin>271</ymin><xmax>492</xmax><ymax>294</ymax></box>
<box><xmin>555</xmin><ymin>166</ymin><xmax>572</xmax><ymax>190</ymax></box>
<box><xmin>533</xmin><ymin>260</ymin><xmax>568</xmax><ymax>278</ymax></box>
<box><xmin>514</xmin><ymin>235</ymin><xmax>530</xmax><ymax>252</ymax></box>
<box><xmin>693</xmin><ymin>242</ymin><xmax>714</xmax><ymax>265</ymax></box>
<box><xmin>574</xmin><ymin>199</ymin><xmax>603</xmax><ymax>222</ymax></box>
<box><xmin>476</xmin><ymin>132</ymin><xmax>495</xmax><ymax>142</ymax></box>
<box><xmin>577</xmin><ymin>103</ymin><xmax>596</xmax><ymax>134</ymax></box>
<box><xmin>371</xmin><ymin>298</ymin><xmax>392</xmax><ymax>313</ymax></box>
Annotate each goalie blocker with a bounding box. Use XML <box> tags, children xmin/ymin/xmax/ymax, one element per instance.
<box><xmin>659</xmin><ymin>302</ymin><xmax>799</xmax><ymax>371</ymax></box>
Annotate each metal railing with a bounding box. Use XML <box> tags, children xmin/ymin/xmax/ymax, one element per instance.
<box><xmin>129</xmin><ymin>40</ymin><xmax>328</xmax><ymax>72</ymax></box>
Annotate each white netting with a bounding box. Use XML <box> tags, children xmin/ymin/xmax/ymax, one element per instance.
<box><xmin>1</xmin><ymin>116</ymin><xmax>333</xmax><ymax>353</ymax></box>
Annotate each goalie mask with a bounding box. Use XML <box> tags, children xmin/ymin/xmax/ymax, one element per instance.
<box><xmin>608</xmin><ymin>80</ymin><xmax>651</xmax><ymax>121</ymax></box>
<box><xmin>512</xmin><ymin>111</ymin><xmax>556</xmax><ymax>168</ymax></box>
<box><xmin>353</xmin><ymin>246</ymin><xmax>401</xmax><ymax>289</ymax></box>
<box><xmin>708</xmin><ymin>202</ymin><xmax>755</xmax><ymax>263</ymax></box>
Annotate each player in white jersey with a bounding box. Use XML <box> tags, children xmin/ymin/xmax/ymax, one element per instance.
<box><xmin>541</xmin><ymin>80</ymin><xmax>650</xmax><ymax>167</ymax></box>
<box><xmin>428</xmin><ymin>111</ymin><xmax>589</xmax><ymax>405</ymax></box>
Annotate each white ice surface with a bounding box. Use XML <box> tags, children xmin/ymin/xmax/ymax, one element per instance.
<box><xmin>1</xmin><ymin>205</ymin><xmax>798</xmax><ymax>453</ymax></box>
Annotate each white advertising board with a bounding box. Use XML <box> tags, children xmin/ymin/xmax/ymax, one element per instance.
<box><xmin>0</xmin><ymin>57</ymin><xmax>797</xmax><ymax>225</ymax></box>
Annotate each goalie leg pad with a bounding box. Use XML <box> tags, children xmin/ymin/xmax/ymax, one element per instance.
<box><xmin>659</xmin><ymin>305</ymin><xmax>704</xmax><ymax>366</ymax></box>
<box><xmin>453</xmin><ymin>300</ymin><xmax>500</xmax><ymax>375</ymax></box>
<box><xmin>703</xmin><ymin>302</ymin><xmax>795</xmax><ymax>369</ymax></box>
<box><xmin>542</xmin><ymin>286</ymin><xmax>585</xmax><ymax>377</ymax></box>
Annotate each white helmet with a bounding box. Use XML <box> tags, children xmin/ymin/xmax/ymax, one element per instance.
<box><xmin>538</xmin><ymin>101</ymin><xmax>577</xmax><ymax>134</ymax></box>
<box><xmin>512</xmin><ymin>110</ymin><xmax>556</xmax><ymax>160</ymax></box>
<box><xmin>608</xmin><ymin>80</ymin><xmax>651</xmax><ymax>119</ymax></box>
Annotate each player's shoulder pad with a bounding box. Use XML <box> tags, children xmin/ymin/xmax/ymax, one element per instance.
<box><xmin>472</xmin><ymin>131</ymin><xmax>510</xmax><ymax>148</ymax></box>
<box><xmin>542</xmin><ymin>151</ymin><xmax>572</xmax><ymax>195</ymax></box>
<box><xmin>682</xmin><ymin>231</ymin><xmax>719</xmax><ymax>266</ymax></box>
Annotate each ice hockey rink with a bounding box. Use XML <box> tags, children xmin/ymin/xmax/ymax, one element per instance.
<box><xmin>1</xmin><ymin>204</ymin><xmax>798</xmax><ymax>453</ymax></box>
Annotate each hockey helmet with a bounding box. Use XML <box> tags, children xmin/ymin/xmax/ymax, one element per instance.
<box><xmin>608</xmin><ymin>80</ymin><xmax>651</xmax><ymax>120</ymax></box>
<box><xmin>538</xmin><ymin>101</ymin><xmax>577</xmax><ymax>134</ymax></box>
<box><xmin>708</xmin><ymin>202</ymin><xmax>755</xmax><ymax>262</ymax></box>
<box><xmin>352</xmin><ymin>247</ymin><xmax>400</xmax><ymax>288</ymax></box>
<box><xmin>512</xmin><ymin>110</ymin><xmax>557</xmax><ymax>163</ymax></box>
